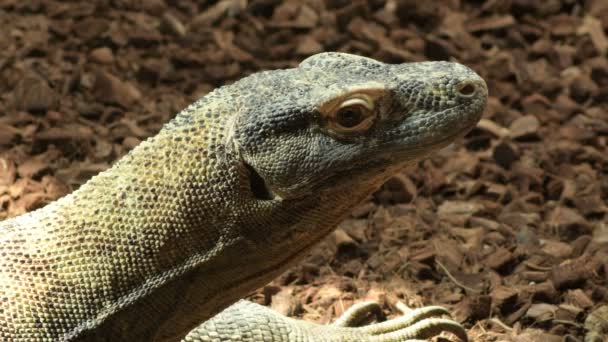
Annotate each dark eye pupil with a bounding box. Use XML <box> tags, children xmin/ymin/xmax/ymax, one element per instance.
<box><xmin>337</xmin><ymin>108</ymin><xmax>363</xmax><ymax>128</ymax></box>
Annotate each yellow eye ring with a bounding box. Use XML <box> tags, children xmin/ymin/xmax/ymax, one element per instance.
<box><xmin>326</xmin><ymin>95</ymin><xmax>376</xmax><ymax>134</ymax></box>
<box><xmin>319</xmin><ymin>86</ymin><xmax>385</xmax><ymax>137</ymax></box>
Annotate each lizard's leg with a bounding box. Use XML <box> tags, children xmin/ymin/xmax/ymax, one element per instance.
<box><xmin>183</xmin><ymin>300</ymin><xmax>467</xmax><ymax>342</ymax></box>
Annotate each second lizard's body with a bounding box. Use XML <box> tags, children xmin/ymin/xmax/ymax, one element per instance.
<box><xmin>0</xmin><ymin>53</ymin><xmax>487</xmax><ymax>341</ymax></box>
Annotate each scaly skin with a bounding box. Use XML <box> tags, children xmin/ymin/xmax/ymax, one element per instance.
<box><xmin>0</xmin><ymin>53</ymin><xmax>487</xmax><ymax>341</ymax></box>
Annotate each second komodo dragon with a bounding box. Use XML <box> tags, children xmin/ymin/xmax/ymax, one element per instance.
<box><xmin>0</xmin><ymin>52</ymin><xmax>487</xmax><ymax>341</ymax></box>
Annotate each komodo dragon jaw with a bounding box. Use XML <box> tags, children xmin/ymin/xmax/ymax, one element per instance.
<box><xmin>0</xmin><ymin>53</ymin><xmax>486</xmax><ymax>342</ymax></box>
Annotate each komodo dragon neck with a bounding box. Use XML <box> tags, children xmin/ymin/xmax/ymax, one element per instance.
<box><xmin>0</xmin><ymin>94</ymin><xmax>401</xmax><ymax>342</ymax></box>
<box><xmin>0</xmin><ymin>52</ymin><xmax>487</xmax><ymax>342</ymax></box>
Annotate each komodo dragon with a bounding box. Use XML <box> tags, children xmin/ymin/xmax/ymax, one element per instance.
<box><xmin>0</xmin><ymin>52</ymin><xmax>487</xmax><ymax>341</ymax></box>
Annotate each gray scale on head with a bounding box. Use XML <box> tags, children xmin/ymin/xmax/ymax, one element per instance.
<box><xmin>174</xmin><ymin>52</ymin><xmax>487</xmax><ymax>201</ymax></box>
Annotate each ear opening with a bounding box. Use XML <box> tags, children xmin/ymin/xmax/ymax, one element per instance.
<box><xmin>244</xmin><ymin>162</ymin><xmax>276</xmax><ymax>201</ymax></box>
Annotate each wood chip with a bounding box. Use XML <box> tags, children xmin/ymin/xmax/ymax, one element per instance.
<box><xmin>525</xmin><ymin>303</ymin><xmax>557</xmax><ymax>321</ymax></box>
<box><xmin>578</xmin><ymin>15</ymin><xmax>608</xmax><ymax>55</ymax></box>
<box><xmin>509</xmin><ymin>115</ymin><xmax>540</xmax><ymax>140</ymax></box>
<box><xmin>89</xmin><ymin>47</ymin><xmax>114</xmax><ymax>64</ymax></box>
<box><xmin>271</xmin><ymin>288</ymin><xmax>300</xmax><ymax>317</ymax></box>
<box><xmin>466</xmin><ymin>15</ymin><xmax>515</xmax><ymax>32</ymax></box>
<box><xmin>16</xmin><ymin>158</ymin><xmax>48</xmax><ymax>179</ymax></box>
<box><xmin>0</xmin><ymin>158</ymin><xmax>16</xmax><ymax>187</ymax></box>
<box><xmin>550</xmin><ymin>256</ymin><xmax>599</xmax><ymax>289</ymax></box>
<box><xmin>161</xmin><ymin>13</ymin><xmax>187</xmax><ymax>37</ymax></box>
<box><xmin>491</xmin><ymin>286</ymin><xmax>518</xmax><ymax>312</ymax></box>
<box><xmin>14</xmin><ymin>76</ymin><xmax>59</xmax><ymax>113</ymax></box>
<box><xmin>565</xmin><ymin>289</ymin><xmax>593</xmax><ymax>310</ymax></box>
<box><xmin>93</xmin><ymin>71</ymin><xmax>141</xmax><ymax>108</ymax></box>
<box><xmin>484</xmin><ymin>247</ymin><xmax>514</xmax><ymax>271</ymax></box>
<box><xmin>541</xmin><ymin>240</ymin><xmax>573</xmax><ymax>259</ymax></box>
<box><xmin>438</xmin><ymin>200</ymin><xmax>484</xmax><ymax>219</ymax></box>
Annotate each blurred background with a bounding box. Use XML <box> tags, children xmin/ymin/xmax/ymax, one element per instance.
<box><xmin>0</xmin><ymin>0</ymin><xmax>607</xmax><ymax>340</ymax></box>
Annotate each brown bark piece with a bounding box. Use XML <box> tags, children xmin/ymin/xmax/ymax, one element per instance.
<box><xmin>578</xmin><ymin>15</ymin><xmax>608</xmax><ymax>55</ymax></box>
<box><xmin>484</xmin><ymin>247</ymin><xmax>514</xmax><ymax>271</ymax></box>
<box><xmin>509</xmin><ymin>115</ymin><xmax>540</xmax><ymax>140</ymax></box>
<box><xmin>271</xmin><ymin>288</ymin><xmax>300</xmax><ymax>317</ymax></box>
<box><xmin>550</xmin><ymin>256</ymin><xmax>599</xmax><ymax>289</ymax></box>
<box><xmin>14</xmin><ymin>76</ymin><xmax>58</xmax><ymax>113</ymax></box>
<box><xmin>541</xmin><ymin>240</ymin><xmax>573</xmax><ymax>259</ymax></box>
<box><xmin>16</xmin><ymin>158</ymin><xmax>48</xmax><ymax>179</ymax></box>
<box><xmin>93</xmin><ymin>71</ymin><xmax>142</xmax><ymax>108</ymax></box>
<box><xmin>0</xmin><ymin>158</ymin><xmax>16</xmax><ymax>187</ymax></box>
<box><xmin>525</xmin><ymin>303</ymin><xmax>557</xmax><ymax>321</ymax></box>
<box><xmin>565</xmin><ymin>289</ymin><xmax>594</xmax><ymax>310</ymax></box>
<box><xmin>89</xmin><ymin>47</ymin><xmax>114</xmax><ymax>64</ymax></box>
<box><xmin>490</xmin><ymin>286</ymin><xmax>518</xmax><ymax>313</ymax></box>
<box><xmin>466</xmin><ymin>15</ymin><xmax>515</xmax><ymax>32</ymax></box>
<box><xmin>438</xmin><ymin>200</ymin><xmax>484</xmax><ymax>221</ymax></box>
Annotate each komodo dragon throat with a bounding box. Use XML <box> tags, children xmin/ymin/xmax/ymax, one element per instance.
<box><xmin>0</xmin><ymin>53</ymin><xmax>487</xmax><ymax>341</ymax></box>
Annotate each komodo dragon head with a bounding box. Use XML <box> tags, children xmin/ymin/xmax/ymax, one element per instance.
<box><xmin>229</xmin><ymin>52</ymin><xmax>487</xmax><ymax>201</ymax></box>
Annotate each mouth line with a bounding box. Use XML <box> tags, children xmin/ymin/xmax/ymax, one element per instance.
<box><xmin>418</xmin><ymin>116</ymin><xmax>479</xmax><ymax>149</ymax></box>
<box><xmin>383</xmin><ymin>108</ymin><xmax>483</xmax><ymax>161</ymax></box>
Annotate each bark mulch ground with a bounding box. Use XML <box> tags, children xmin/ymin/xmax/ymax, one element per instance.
<box><xmin>1</xmin><ymin>0</ymin><xmax>608</xmax><ymax>341</ymax></box>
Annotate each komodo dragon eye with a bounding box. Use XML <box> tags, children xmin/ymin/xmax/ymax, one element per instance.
<box><xmin>334</xmin><ymin>101</ymin><xmax>373</xmax><ymax>130</ymax></box>
<box><xmin>320</xmin><ymin>90</ymin><xmax>383</xmax><ymax>136</ymax></box>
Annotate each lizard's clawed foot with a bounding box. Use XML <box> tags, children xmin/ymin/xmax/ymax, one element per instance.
<box><xmin>184</xmin><ymin>300</ymin><xmax>467</xmax><ymax>342</ymax></box>
<box><xmin>332</xmin><ymin>301</ymin><xmax>468</xmax><ymax>342</ymax></box>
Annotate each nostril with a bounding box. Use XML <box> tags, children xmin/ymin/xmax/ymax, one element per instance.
<box><xmin>457</xmin><ymin>82</ymin><xmax>477</xmax><ymax>96</ymax></box>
